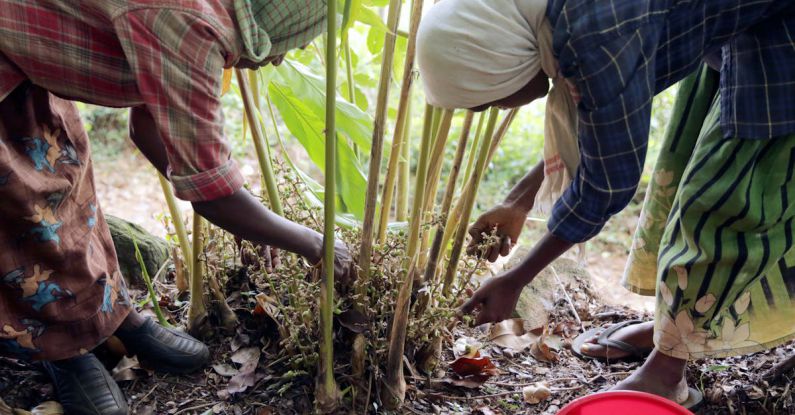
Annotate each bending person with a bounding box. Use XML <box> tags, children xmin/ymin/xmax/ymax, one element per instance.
<box><xmin>417</xmin><ymin>0</ymin><xmax>795</xmax><ymax>409</ymax></box>
<box><xmin>0</xmin><ymin>1</ymin><xmax>348</xmax><ymax>414</ymax></box>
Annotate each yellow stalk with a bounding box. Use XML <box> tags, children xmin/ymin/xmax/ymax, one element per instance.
<box><xmin>357</xmin><ymin>0</ymin><xmax>402</xmax><ymax>284</ymax></box>
<box><xmin>236</xmin><ymin>69</ymin><xmax>283</xmax><ymax>216</ymax></box>
<box><xmin>376</xmin><ymin>0</ymin><xmax>426</xmax><ymax>240</ymax></box>
<box><xmin>442</xmin><ymin>108</ymin><xmax>499</xmax><ymax>294</ymax></box>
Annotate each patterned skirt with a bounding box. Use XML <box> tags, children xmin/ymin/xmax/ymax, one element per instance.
<box><xmin>623</xmin><ymin>66</ymin><xmax>795</xmax><ymax>360</ymax></box>
<box><xmin>0</xmin><ymin>83</ymin><xmax>131</xmax><ymax>361</ymax></box>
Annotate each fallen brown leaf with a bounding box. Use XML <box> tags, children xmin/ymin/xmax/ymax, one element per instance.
<box><xmin>253</xmin><ymin>293</ymin><xmax>280</xmax><ymax>320</ymax></box>
<box><xmin>450</xmin><ymin>355</ymin><xmax>497</xmax><ymax>377</ymax></box>
<box><xmin>337</xmin><ymin>309</ymin><xmax>369</xmax><ymax>333</ymax></box>
<box><xmin>489</xmin><ymin>319</ymin><xmax>538</xmax><ymax>352</ymax></box>
<box><xmin>522</xmin><ymin>382</ymin><xmax>552</xmax><ymax>404</ymax></box>
<box><xmin>212</xmin><ymin>363</ymin><xmax>239</xmax><ymax>377</ymax></box>
<box><xmin>530</xmin><ymin>337</ymin><xmax>558</xmax><ymax>363</ymax></box>
<box><xmin>227</xmin><ymin>346</ymin><xmax>261</xmax><ymax>395</ymax></box>
<box><xmin>449</xmin><ymin>354</ymin><xmax>500</xmax><ymax>388</ymax></box>
<box><xmin>111</xmin><ymin>355</ymin><xmax>144</xmax><ymax>382</ymax></box>
<box><xmin>30</xmin><ymin>401</ymin><xmax>64</xmax><ymax>415</ymax></box>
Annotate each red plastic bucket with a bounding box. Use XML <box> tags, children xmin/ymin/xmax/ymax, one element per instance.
<box><xmin>557</xmin><ymin>391</ymin><xmax>694</xmax><ymax>415</ymax></box>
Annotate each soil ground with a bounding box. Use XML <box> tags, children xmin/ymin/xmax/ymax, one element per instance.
<box><xmin>1</xmin><ymin>152</ymin><xmax>793</xmax><ymax>414</ymax></box>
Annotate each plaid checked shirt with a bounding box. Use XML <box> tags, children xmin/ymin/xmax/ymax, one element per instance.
<box><xmin>0</xmin><ymin>0</ymin><xmax>247</xmax><ymax>201</ymax></box>
<box><xmin>545</xmin><ymin>0</ymin><xmax>795</xmax><ymax>243</ymax></box>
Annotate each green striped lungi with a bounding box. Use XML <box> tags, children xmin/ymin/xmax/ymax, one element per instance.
<box><xmin>623</xmin><ymin>65</ymin><xmax>795</xmax><ymax>360</ymax></box>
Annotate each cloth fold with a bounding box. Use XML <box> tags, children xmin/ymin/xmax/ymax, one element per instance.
<box><xmin>416</xmin><ymin>0</ymin><xmax>579</xmax><ymax>214</ymax></box>
<box><xmin>233</xmin><ymin>0</ymin><xmax>327</xmax><ymax>62</ymax></box>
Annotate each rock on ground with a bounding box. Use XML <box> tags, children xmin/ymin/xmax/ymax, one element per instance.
<box><xmin>106</xmin><ymin>214</ymin><xmax>169</xmax><ymax>288</ymax></box>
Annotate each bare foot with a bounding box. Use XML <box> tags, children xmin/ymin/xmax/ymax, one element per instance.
<box><xmin>612</xmin><ymin>349</ymin><xmax>690</xmax><ymax>405</ymax></box>
<box><xmin>580</xmin><ymin>321</ymin><xmax>654</xmax><ymax>359</ymax></box>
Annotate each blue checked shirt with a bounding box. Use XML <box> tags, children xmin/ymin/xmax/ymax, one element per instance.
<box><xmin>545</xmin><ymin>0</ymin><xmax>795</xmax><ymax>243</ymax></box>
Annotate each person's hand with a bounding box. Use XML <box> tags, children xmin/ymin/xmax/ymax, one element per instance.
<box><xmin>459</xmin><ymin>272</ymin><xmax>524</xmax><ymax>325</ymax></box>
<box><xmin>331</xmin><ymin>239</ymin><xmax>355</xmax><ymax>286</ymax></box>
<box><xmin>467</xmin><ymin>203</ymin><xmax>527</xmax><ymax>262</ymax></box>
<box><xmin>235</xmin><ymin>236</ymin><xmax>281</xmax><ymax>273</ymax></box>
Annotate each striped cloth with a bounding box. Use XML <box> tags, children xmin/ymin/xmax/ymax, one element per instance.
<box><xmin>544</xmin><ymin>0</ymin><xmax>795</xmax><ymax>243</ymax></box>
<box><xmin>621</xmin><ymin>66</ymin><xmax>795</xmax><ymax>359</ymax></box>
<box><xmin>0</xmin><ymin>0</ymin><xmax>326</xmax><ymax>201</ymax></box>
<box><xmin>654</xmin><ymin>91</ymin><xmax>795</xmax><ymax>360</ymax></box>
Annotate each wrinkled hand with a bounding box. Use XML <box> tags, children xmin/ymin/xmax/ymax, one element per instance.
<box><xmin>467</xmin><ymin>204</ymin><xmax>527</xmax><ymax>262</ymax></box>
<box><xmin>459</xmin><ymin>273</ymin><xmax>524</xmax><ymax>326</ymax></box>
<box><xmin>235</xmin><ymin>236</ymin><xmax>281</xmax><ymax>273</ymax></box>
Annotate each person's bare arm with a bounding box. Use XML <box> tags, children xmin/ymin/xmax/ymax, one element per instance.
<box><xmin>460</xmin><ymin>231</ymin><xmax>572</xmax><ymax>325</ymax></box>
<box><xmin>467</xmin><ymin>160</ymin><xmax>545</xmax><ymax>261</ymax></box>
<box><xmin>128</xmin><ymin>106</ymin><xmax>350</xmax><ymax>275</ymax></box>
<box><xmin>129</xmin><ymin>106</ymin><xmax>170</xmax><ymax>176</ymax></box>
<box><xmin>500</xmin><ymin>159</ymin><xmax>545</xmax><ymax>212</ymax></box>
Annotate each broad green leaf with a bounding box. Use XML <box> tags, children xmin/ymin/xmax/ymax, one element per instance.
<box><xmin>273</xmin><ymin>128</ymin><xmax>362</xmax><ymax>229</ymax></box>
<box><xmin>268</xmin><ymin>62</ymin><xmax>370</xmax><ymax>219</ymax></box>
<box><xmin>367</xmin><ymin>26</ymin><xmax>385</xmax><ymax>55</ymax></box>
<box><xmin>275</xmin><ymin>62</ymin><xmax>372</xmax><ymax>152</ymax></box>
<box><xmin>339</xmin><ymin>0</ymin><xmax>362</xmax><ymax>34</ymax></box>
<box><xmin>356</xmin><ymin>5</ymin><xmax>388</xmax><ymax>32</ymax></box>
<box><xmin>362</xmin><ymin>0</ymin><xmax>389</xmax><ymax>7</ymax></box>
<box><xmin>340</xmin><ymin>82</ymin><xmax>369</xmax><ymax>112</ymax></box>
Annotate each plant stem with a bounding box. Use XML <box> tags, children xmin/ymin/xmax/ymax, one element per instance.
<box><xmin>343</xmin><ymin>38</ymin><xmax>359</xmax><ymax>158</ymax></box>
<box><xmin>132</xmin><ymin>236</ymin><xmax>171</xmax><ymax>327</ymax></box>
<box><xmin>461</xmin><ymin>111</ymin><xmax>486</xmax><ymax>188</ymax></box>
<box><xmin>442</xmin><ymin>108</ymin><xmax>499</xmax><ymax>294</ymax></box>
<box><xmin>440</xmin><ymin>109</ymin><xmax>515</xmax><ymax>251</ymax></box>
<box><xmin>187</xmin><ymin>213</ymin><xmax>208</xmax><ymax>336</ymax></box>
<box><xmin>357</xmin><ymin>0</ymin><xmax>402</xmax><ymax>284</ymax></box>
<box><xmin>381</xmin><ymin>260</ymin><xmax>417</xmax><ymax>410</ymax></box>
<box><xmin>406</xmin><ymin>104</ymin><xmax>435</xmax><ymax>261</ymax></box>
<box><xmin>423</xmin><ymin>111</ymin><xmax>473</xmax><ymax>284</ymax></box>
<box><xmin>237</xmin><ymin>69</ymin><xmax>284</xmax><ymax>216</ymax></box>
<box><xmin>396</xmin><ymin>98</ymin><xmax>413</xmax><ymax>222</ymax></box>
<box><xmin>317</xmin><ymin>0</ymin><xmax>340</xmax><ymax>411</ymax></box>
<box><xmin>344</xmin><ymin>39</ymin><xmax>356</xmax><ymax>108</ymax></box>
<box><xmin>418</xmin><ymin>109</ymin><xmax>454</xmax><ymax>266</ymax></box>
<box><xmin>157</xmin><ymin>173</ymin><xmax>192</xmax><ymax>274</ymax></box>
<box><xmin>421</xmin><ymin>109</ymin><xmax>454</xmax><ymax>224</ymax></box>
<box><xmin>377</xmin><ymin>0</ymin><xmax>425</xmax><ymax>240</ymax></box>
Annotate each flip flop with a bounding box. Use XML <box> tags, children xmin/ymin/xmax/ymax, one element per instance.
<box><xmin>572</xmin><ymin>320</ymin><xmax>654</xmax><ymax>362</ymax></box>
<box><xmin>681</xmin><ymin>387</ymin><xmax>704</xmax><ymax>411</ymax></box>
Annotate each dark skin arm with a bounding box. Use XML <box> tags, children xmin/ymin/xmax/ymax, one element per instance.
<box><xmin>467</xmin><ymin>72</ymin><xmax>551</xmax><ymax>261</ymax></box>
<box><xmin>460</xmin><ymin>71</ymin><xmax>579</xmax><ymax>324</ymax></box>
<box><xmin>461</xmin><ymin>232</ymin><xmax>572</xmax><ymax>325</ymax></box>
<box><xmin>467</xmin><ymin>160</ymin><xmax>544</xmax><ymax>261</ymax></box>
<box><xmin>129</xmin><ymin>105</ymin><xmax>351</xmax><ymax>278</ymax></box>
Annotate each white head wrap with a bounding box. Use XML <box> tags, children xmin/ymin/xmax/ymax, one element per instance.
<box><xmin>416</xmin><ymin>0</ymin><xmax>555</xmax><ymax>109</ymax></box>
<box><xmin>417</xmin><ymin>0</ymin><xmax>581</xmax><ymax>215</ymax></box>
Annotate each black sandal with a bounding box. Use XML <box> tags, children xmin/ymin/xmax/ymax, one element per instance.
<box><xmin>572</xmin><ymin>320</ymin><xmax>654</xmax><ymax>362</ymax></box>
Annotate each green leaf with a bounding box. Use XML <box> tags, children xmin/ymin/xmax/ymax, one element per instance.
<box><xmin>367</xmin><ymin>26</ymin><xmax>385</xmax><ymax>55</ymax></box>
<box><xmin>268</xmin><ymin>62</ymin><xmax>371</xmax><ymax>219</ymax></box>
<box><xmin>362</xmin><ymin>0</ymin><xmax>389</xmax><ymax>7</ymax></box>
<box><xmin>340</xmin><ymin>82</ymin><xmax>369</xmax><ymax>111</ymax></box>
<box><xmin>272</xmin><ymin>130</ymin><xmax>362</xmax><ymax>229</ymax></box>
<box><xmin>356</xmin><ymin>5</ymin><xmax>388</xmax><ymax>32</ymax></box>
<box><xmin>276</xmin><ymin>62</ymin><xmax>372</xmax><ymax>152</ymax></box>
